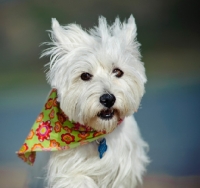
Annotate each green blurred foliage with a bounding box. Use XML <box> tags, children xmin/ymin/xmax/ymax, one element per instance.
<box><xmin>0</xmin><ymin>0</ymin><xmax>199</xmax><ymax>93</ymax></box>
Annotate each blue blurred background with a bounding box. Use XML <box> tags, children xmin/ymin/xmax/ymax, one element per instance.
<box><xmin>0</xmin><ymin>0</ymin><xmax>200</xmax><ymax>187</ymax></box>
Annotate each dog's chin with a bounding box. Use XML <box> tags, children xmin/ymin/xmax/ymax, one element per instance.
<box><xmin>87</xmin><ymin>109</ymin><xmax>121</xmax><ymax>133</ymax></box>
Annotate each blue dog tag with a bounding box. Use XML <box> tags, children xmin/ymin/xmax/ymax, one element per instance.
<box><xmin>98</xmin><ymin>138</ymin><xmax>107</xmax><ymax>159</ymax></box>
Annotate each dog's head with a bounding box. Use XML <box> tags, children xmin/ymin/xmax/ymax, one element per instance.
<box><xmin>42</xmin><ymin>15</ymin><xmax>146</xmax><ymax>132</ymax></box>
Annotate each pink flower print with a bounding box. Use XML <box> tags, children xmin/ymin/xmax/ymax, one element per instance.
<box><xmin>36</xmin><ymin>121</ymin><xmax>52</xmax><ymax>142</ymax></box>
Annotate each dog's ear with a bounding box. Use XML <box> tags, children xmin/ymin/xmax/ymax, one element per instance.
<box><xmin>112</xmin><ymin>15</ymin><xmax>142</xmax><ymax>60</ymax></box>
<box><xmin>123</xmin><ymin>15</ymin><xmax>137</xmax><ymax>47</ymax></box>
<box><xmin>42</xmin><ymin>19</ymin><xmax>92</xmax><ymax>89</ymax></box>
<box><xmin>51</xmin><ymin>18</ymin><xmax>90</xmax><ymax>52</ymax></box>
<box><xmin>95</xmin><ymin>15</ymin><xmax>139</xmax><ymax>54</ymax></box>
<box><xmin>114</xmin><ymin>15</ymin><xmax>138</xmax><ymax>50</ymax></box>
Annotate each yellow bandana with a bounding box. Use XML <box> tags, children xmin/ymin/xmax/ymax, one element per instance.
<box><xmin>17</xmin><ymin>89</ymin><xmax>116</xmax><ymax>165</ymax></box>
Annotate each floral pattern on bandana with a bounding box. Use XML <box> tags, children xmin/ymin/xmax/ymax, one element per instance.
<box><xmin>54</xmin><ymin>121</ymin><xmax>62</xmax><ymax>133</ymax></box>
<box><xmin>78</xmin><ymin>132</ymin><xmax>90</xmax><ymax>140</ymax></box>
<box><xmin>36</xmin><ymin>121</ymin><xmax>52</xmax><ymax>141</ymax></box>
<box><xmin>61</xmin><ymin>133</ymin><xmax>75</xmax><ymax>144</ymax></box>
<box><xmin>36</xmin><ymin>113</ymin><xmax>44</xmax><ymax>122</ymax></box>
<box><xmin>45</xmin><ymin>98</ymin><xmax>54</xmax><ymax>110</ymax></box>
<box><xmin>49</xmin><ymin>139</ymin><xmax>60</xmax><ymax>148</ymax></box>
<box><xmin>26</xmin><ymin>130</ymin><xmax>34</xmax><ymax>140</ymax></box>
<box><xmin>19</xmin><ymin>143</ymin><xmax>29</xmax><ymax>153</ymax></box>
<box><xmin>16</xmin><ymin>89</ymin><xmax>113</xmax><ymax>165</ymax></box>
<box><xmin>31</xmin><ymin>143</ymin><xmax>44</xmax><ymax>151</ymax></box>
<box><xmin>49</xmin><ymin>109</ymin><xmax>55</xmax><ymax>119</ymax></box>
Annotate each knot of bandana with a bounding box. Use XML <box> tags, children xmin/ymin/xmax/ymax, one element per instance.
<box><xmin>17</xmin><ymin>89</ymin><xmax>122</xmax><ymax>165</ymax></box>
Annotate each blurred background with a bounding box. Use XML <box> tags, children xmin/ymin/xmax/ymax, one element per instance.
<box><xmin>0</xmin><ymin>0</ymin><xmax>200</xmax><ymax>187</ymax></box>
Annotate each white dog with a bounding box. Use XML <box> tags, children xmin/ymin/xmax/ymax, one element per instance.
<box><xmin>42</xmin><ymin>15</ymin><xmax>149</xmax><ymax>188</ymax></box>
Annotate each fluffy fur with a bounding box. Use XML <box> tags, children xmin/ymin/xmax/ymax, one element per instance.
<box><xmin>42</xmin><ymin>15</ymin><xmax>149</xmax><ymax>188</ymax></box>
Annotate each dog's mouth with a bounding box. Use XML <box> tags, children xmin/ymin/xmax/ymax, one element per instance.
<box><xmin>97</xmin><ymin>109</ymin><xmax>115</xmax><ymax>120</ymax></box>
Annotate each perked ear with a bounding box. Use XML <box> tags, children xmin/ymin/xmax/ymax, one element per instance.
<box><xmin>124</xmin><ymin>15</ymin><xmax>137</xmax><ymax>46</ymax></box>
<box><xmin>115</xmin><ymin>15</ymin><xmax>140</xmax><ymax>56</ymax></box>
<box><xmin>109</xmin><ymin>15</ymin><xmax>138</xmax><ymax>51</ymax></box>
<box><xmin>51</xmin><ymin>18</ymin><xmax>68</xmax><ymax>45</ymax></box>
<box><xmin>51</xmin><ymin>18</ymin><xmax>91</xmax><ymax>52</ymax></box>
<box><xmin>115</xmin><ymin>15</ymin><xmax>138</xmax><ymax>49</ymax></box>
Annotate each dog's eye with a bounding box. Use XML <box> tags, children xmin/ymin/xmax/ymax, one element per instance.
<box><xmin>81</xmin><ymin>72</ymin><xmax>93</xmax><ymax>81</ymax></box>
<box><xmin>113</xmin><ymin>68</ymin><xmax>124</xmax><ymax>78</ymax></box>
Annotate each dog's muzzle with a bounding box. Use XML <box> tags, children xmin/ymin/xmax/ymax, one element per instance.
<box><xmin>99</xmin><ymin>94</ymin><xmax>116</xmax><ymax>120</ymax></box>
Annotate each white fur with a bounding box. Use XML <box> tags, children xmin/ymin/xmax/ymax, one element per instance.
<box><xmin>42</xmin><ymin>15</ymin><xmax>149</xmax><ymax>188</ymax></box>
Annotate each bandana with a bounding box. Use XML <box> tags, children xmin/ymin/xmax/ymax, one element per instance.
<box><xmin>17</xmin><ymin>89</ymin><xmax>122</xmax><ymax>165</ymax></box>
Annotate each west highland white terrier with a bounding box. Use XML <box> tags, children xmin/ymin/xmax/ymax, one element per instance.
<box><xmin>19</xmin><ymin>15</ymin><xmax>149</xmax><ymax>188</ymax></box>
<box><xmin>44</xmin><ymin>15</ymin><xmax>149</xmax><ymax>188</ymax></box>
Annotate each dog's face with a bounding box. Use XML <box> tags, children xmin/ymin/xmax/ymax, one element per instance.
<box><xmin>42</xmin><ymin>15</ymin><xmax>146</xmax><ymax>132</ymax></box>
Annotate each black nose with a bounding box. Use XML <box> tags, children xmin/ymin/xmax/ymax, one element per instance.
<box><xmin>100</xmin><ymin>94</ymin><xmax>116</xmax><ymax>108</ymax></box>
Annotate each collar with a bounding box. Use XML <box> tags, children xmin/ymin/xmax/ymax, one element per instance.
<box><xmin>17</xmin><ymin>89</ymin><xmax>123</xmax><ymax>165</ymax></box>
